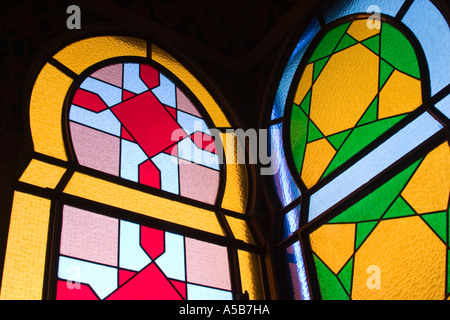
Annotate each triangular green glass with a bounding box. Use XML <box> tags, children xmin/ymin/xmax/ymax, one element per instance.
<box><xmin>383</xmin><ymin>196</ymin><xmax>416</xmax><ymax>219</ymax></box>
<box><xmin>313</xmin><ymin>254</ymin><xmax>350</xmax><ymax>300</ymax></box>
<box><xmin>379</xmin><ymin>59</ymin><xmax>394</xmax><ymax>89</ymax></box>
<box><xmin>357</xmin><ymin>97</ymin><xmax>378</xmax><ymax>126</ymax></box>
<box><xmin>327</xmin><ymin>129</ymin><xmax>351</xmax><ymax>150</ymax></box>
<box><xmin>307</xmin><ymin>120</ymin><xmax>324</xmax><ymax>142</ymax></box>
<box><xmin>299</xmin><ymin>90</ymin><xmax>311</xmax><ymax>115</ymax></box>
<box><xmin>422</xmin><ymin>211</ymin><xmax>447</xmax><ymax>243</ymax></box>
<box><xmin>329</xmin><ymin>159</ymin><xmax>421</xmax><ymax>223</ymax></box>
<box><xmin>355</xmin><ymin>221</ymin><xmax>378</xmax><ymax>249</ymax></box>
<box><xmin>309</xmin><ymin>22</ymin><xmax>351</xmax><ymax>63</ymax></box>
<box><xmin>334</xmin><ymin>33</ymin><xmax>358</xmax><ymax>53</ymax></box>
<box><xmin>362</xmin><ymin>34</ymin><xmax>380</xmax><ymax>55</ymax></box>
<box><xmin>290</xmin><ymin>104</ymin><xmax>308</xmax><ymax>174</ymax></box>
<box><xmin>323</xmin><ymin>114</ymin><xmax>407</xmax><ymax>179</ymax></box>
<box><xmin>338</xmin><ymin>257</ymin><xmax>353</xmax><ymax>295</ymax></box>
<box><xmin>313</xmin><ymin>56</ymin><xmax>330</xmax><ymax>82</ymax></box>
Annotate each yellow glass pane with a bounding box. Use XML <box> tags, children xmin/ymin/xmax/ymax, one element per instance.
<box><xmin>402</xmin><ymin>143</ymin><xmax>450</xmax><ymax>213</ymax></box>
<box><xmin>347</xmin><ymin>19</ymin><xmax>380</xmax><ymax>42</ymax></box>
<box><xmin>219</xmin><ymin>132</ymin><xmax>248</xmax><ymax>214</ymax></box>
<box><xmin>53</xmin><ymin>36</ymin><xmax>147</xmax><ymax>75</ymax></box>
<box><xmin>19</xmin><ymin>159</ymin><xmax>66</xmax><ymax>189</ymax></box>
<box><xmin>0</xmin><ymin>192</ymin><xmax>51</xmax><ymax>300</ymax></box>
<box><xmin>352</xmin><ymin>216</ymin><xmax>446</xmax><ymax>299</ymax></box>
<box><xmin>29</xmin><ymin>63</ymin><xmax>72</xmax><ymax>160</ymax></box>
<box><xmin>293</xmin><ymin>63</ymin><xmax>313</xmax><ymax>105</ymax></box>
<box><xmin>63</xmin><ymin>172</ymin><xmax>224</xmax><ymax>236</ymax></box>
<box><xmin>225</xmin><ymin>215</ymin><xmax>255</xmax><ymax>244</ymax></box>
<box><xmin>151</xmin><ymin>44</ymin><xmax>230</xmax><ymax>127</ymax></box>
<box><xmin>237</xmin><ymin>250</ymin><xmax>264</xmax><ymax>300</ymax></box>
<box><xmin>310</xmin><ymin>223</ymin><xmax>355</xmax><ymax>274</ymax></box>
<box><xmin>301</xmin><ymin>137</ymin><xmax>336</xmax><ymax>188</ymax></box>
<box><xmin>310</xmin><ymin>44</ymin><xmax>378</xmax><ymax>136</ymax></box>
<box><xmin>378</xmin><ymin>70</ymin><xmax>422</xmax><ymax>119</ymax></box>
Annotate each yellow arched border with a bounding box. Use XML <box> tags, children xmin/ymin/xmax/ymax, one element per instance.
<box><xmin>1</xmin><ymin>36</ymin><xmax>262</xmax><ymax>300</ymax></box>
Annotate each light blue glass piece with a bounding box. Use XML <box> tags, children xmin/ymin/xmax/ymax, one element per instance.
<box><xmin>283</xmin><ymin>205</ymin><xmax>300</xmax><ymax>239</ymax></box>
<box><xmin>402</xmin><ymin>0</ymin><xmax>450</xmax><ymax>95</ymax></box>
<box><xmin>271</xmin><ymin>16</ymin><xmax>321</xmax><ymax>120</ymax></box>
<box><xmin>187</xmin><ymin>283</ymin><xmax>233</xmax><ymax>300</ymax></box>
<box><xmin>155</xmin><ymin>232</ymin><xmax>185</xmax><ymax>281</ymax></box>
<box><xmin>119</xmin><ymin>220</ymin><xmax>152</xmax><ymax>272</ymax></box>
<box><xmin>269</xmin><ymin>123</ymin><xmax>301</xmax><ymax>208</ymax></box>
<box><xmin>152</xmin><ymin>73</ymin><xmax>176</xmax><ymax>108</ymax></box>
<box><xmin>285</xmin><ymin>241</ymin><xmax>310</xmax><ymax>300</ymax></box>
<box><xmin>322</xmin><ymin>0</ymin><xmax>404</xmax><ymax>24</ymax></box>
<box><xmin>79</xmin><ymin>77</ymin><xmax>123</xmax><ymax>107</ymax></box>
<box><xmin>177</xmin><ymin>137</ymin><xmax>220</xmax><ymax>171</ymax></box>
<box><xmin>435</xmin><ymin>93</ymin><xmax>450</xmax><ymax>120</ymax></box>
<box><xmin>123</xmin><ymin>63</ymin><xmax>149</xmax><ymax>94</ymax></box>
<box><xmin>69</xmin><ymin>105</ymin><xmax>121</xmax><ymax>136</ymax></box>
<box><xmin>177</xmin><ymin>110</ymin><xmax>211</xmax><ymax>136</ymax></box>
<box><xmin>120</xmin><ymin>139</ymin><xmax>148</xmax><ymax>183</ymax></box>
<box><xmin>308</xmin><ymin>112</ymin><xmax>443</xmax><ymax>222</ymax></box>
<box><xmin>58</xmin><ymin>256</ymin><xmax>118</xmax><ymax>300</ymax></box>
<box><xmin>152</xmin><ymin>152</ymin><xmax>180</xmax><ymax>194</ymax></box>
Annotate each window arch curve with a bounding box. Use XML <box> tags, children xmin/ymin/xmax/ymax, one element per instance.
<box><xmin>267</xmin><ymin>0</ymin><xmax>450</xmax><ymax>300</ymax></box>
<box><xmin>1</xmin><ymin>34</ymin><xmax>265</xmax><ymax>300</ymax></box>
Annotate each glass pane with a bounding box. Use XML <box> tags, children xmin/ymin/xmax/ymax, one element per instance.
<box><xmin>309</xmin><ymin>142</ymin><xmax>450</xmax><ymax>299</ymax></box>
<box><xmin>68</xmin><ymin>61</ymin><xmax>221</xmax><ymax>205</ymax></box>
<box><xmin>288</xmin><ymin>19</ymin><xmax>423</xmax><ymax>190</ymax></box>
<box><xmin>56</xmin><ymin>205</ymin><xmax>233</xmax><ymax>300</ymax></box>
<box><xmin>284</xmin><ymin>241</ymin><xmax>310</xmax><ymax>300</ymax></box>
<box><xmin>402</xmin><ymin>0</ymin><xmax>450</xmax><ymax>95</ymax></box>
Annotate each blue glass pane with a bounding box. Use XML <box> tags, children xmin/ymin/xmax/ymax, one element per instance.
<box><xmin>123</xmin><ymin>63</ymin><xmax>149</xmax><ymax>94</ymax></box>
<box><xmin>269</xmin><ymin>123</ymin><xmax>301</xmax><ymax>207</ymax></box>
<box><xmin>308</xmin><ymin>112</ymin><xmax>443</xmax><ymax>221</ymax></box>
<box><xmin>120</xmin><ymin>139</ymin><xmax>147</xmax><ymax>182</ymax></box>
<box><xmin>271</xmin><ymin>16</ymin><xmax>320</xmax><ymax>120</ymax></box>
<box><xmin>283</xmin><ymin>205</ymin><xmax>300</xmax><ymax>239</ymax></box>
<box><xmin>284</xmin><ymin>241</ymin><xmax>310</xmax><ymax>300</ymax></box>
<box><xmin>435</xmin><ymin>93</ymin><xmax>450</xmax><ymax>120</ymax></box>
<box><xmin>69</xmin><ymin>105</ymin><xmax>121</xmax><ymax>136</ymax></box>
<box><xmin>323</xmin><ymin>0</ymin><xmax>405</xmax><ymax>24</ymax></box>
<box><xmin>119</xmin><ymin>220</ymin><xmax>152</xmax><ymax>271</ymax></box>
<box><xmin>80</xmin><ymin>77</ymin><xmax>123</xmax><ymax>106</ymax></box>
<box><xmin>402</xmin><ymin>0</ymin><xmax>450</xmax><ymax>95</ymax></box>
<box><xmin>187</xmin><ymin>283</ymin><xmax>233</xmax><ymax>300</ymax></box>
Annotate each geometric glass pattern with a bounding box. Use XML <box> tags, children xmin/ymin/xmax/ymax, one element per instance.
<box><xmin>309</xmin><ymin>143</ymin><xmax>450</xmax><ymax>299</ymax></box>
<box><xmin>269</xmin><ymin>0</ymin><xmax>450</xmax><ymax>300</ymax></box>
<box><xmin>289</xmin><ymin>18</ymin><xmax>422</xmax><ymax>188</ymax></box>
<box><xmin>56</xmin><ymin>205</ymin><xmax>232</xmax><ymax>300</ymax></box>
<box><xmin>69</xmin><ymin>62</ymin><xmax>220</xmax><ymax>204</ymax></box>
<box><xmin>1</xmin><ymin>35</ymin><xmax>263</xmax><ymax>300</ymax></box>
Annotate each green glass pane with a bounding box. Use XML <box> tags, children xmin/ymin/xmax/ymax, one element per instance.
<box><xmin>307</xmin><ymin>120</ymin><xmax>324</xmax><ymax>142</ymax></box>
<box><xmin>422</xmin><ymin>211</ymin><xmax>447</xmax><ymax>243</ymax></box>
<box><xmin>327</xmin><ymin>129</ymin><xmax>351</xmax><ymax>150</ymax></box>
<box><xmin>356</xmin><ymin>97</ymin><xmax>378</xmax><ymax>126</ymax></box>
<box><xmin>299</xmin><ymin>90</ymin><xmax>311</xmax><ymax>115</ymax></box>
<box><xmin>379</xmin><ymin>59</ymin><xmax>394</xmax><ymax>89</ymax></box>
<box><xmin>380</xmin><ymin>23</ymin><xmax>420</xmax><ymax>79</ymax></box>
<box><xmin>329</xmin><ymin>159</ymin><xmax>421</xmax><ymax>223</ymax></box>
<box><xmin>334</xmin><ymin>33</ymin><xmax>358</xmax><ymax>53</ymax></box>
<box><xmin>362</xmin><ymin>34</ymin><xmax>380</xmax><ymax>55</ymax></box>
<box><xmin>355</xmin><ymin>221</ymin><xmax>378</xmax><ymax>249</ymax></box>
<box><xmin>309</xmin><ymin>22</ymin><xmax>351</xmax><ymax>63</ymax></box>
<box><xmin>290</xmin><ymin>104</ymin><xmax>308</xmax><ymax>173</ymax></box>
<box><xmin>383</xmin><ymin>196</ymin><xmax>416</xmax><ymax>219</ymax></box>
<box><xmin>313</xmin><ymin>56</ymin><xmax>330</xmax><ymax>82</ymax></box>
<box><xmin>337</xmin><ymin>257</ymin><xmax>353</xmax><ymax>295</ymax></box>
<box><xmin>313</xmin><ymin>254</ymin><xmax>349</xmax><ymax>300</ymax></box>
<box><xmin>323</xmin><ymin>114</ymin><xmax>406</xmax><ymax>178</ymax></box>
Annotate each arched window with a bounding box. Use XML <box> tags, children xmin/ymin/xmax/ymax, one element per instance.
<box><xmin>267</xmin><ymin>0</ymin><xmax>450</xmax><ymax>299</ymax></box>
<box><xmin>1</xmin><ymin>35</ymin><xmax>265</xmax><ymax>300</ymax></box>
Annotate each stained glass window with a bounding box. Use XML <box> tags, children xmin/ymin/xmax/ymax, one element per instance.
<box><xmin>1</xmin><ymin>36</ymin><xmax>264</xmax><ymax>300</ymax></box>
<box><xmin>269</xmin><ymin>0</ymin><xmax>450</xmax><ymax>300</ymax></box>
